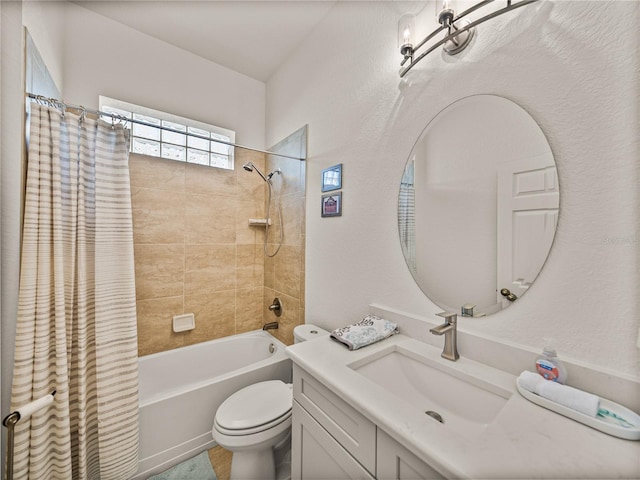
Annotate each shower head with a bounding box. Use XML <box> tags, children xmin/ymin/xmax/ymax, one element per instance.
<box><xmin>242</xmin><ymin>162</ymin><xmax>269</xmax><ymax>183</ymax></box>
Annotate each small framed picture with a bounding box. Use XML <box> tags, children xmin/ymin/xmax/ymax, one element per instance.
<box><xmin>321</xmin><ymin>164</ymin><xmax>342</xmax><ymax>192</ymax></box>
<box><xmin>321</xmin><ymin>192</ymin><xmax>342</xmax><ymax>217</ymax></box>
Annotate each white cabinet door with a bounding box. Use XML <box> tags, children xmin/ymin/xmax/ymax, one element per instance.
<box><xmin>497</xmin><ymin>154</ymin><xmax>559</xmax><ymax>306</ymax></box>
<box><xmin>292</xmin><ymin>401</ymin><xmax>374</xmax><ymax>480</ymax></box>
<box><xmin>293</xmin><ymin>365</ymin><xmax>376</xmax><ymax>473</ymax></box>
<box><xmin>376</xmin><ymin>430</ymin><xmax>445</xmax><ymax>480</ymax></box>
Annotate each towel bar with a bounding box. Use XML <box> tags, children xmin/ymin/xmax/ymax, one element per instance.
<box><xmin>2</xmin><ymin>391</ymin><xmax>56</xmax><ymax>480</ymax></box>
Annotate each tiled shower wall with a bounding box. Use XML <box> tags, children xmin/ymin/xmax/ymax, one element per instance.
<box><xmin>264</xmin><ymin>128</ymin><xmax>307</xmax><ymax>345</ymax></box>
<box><xmin>131</xmin><ymin>128</ymin><xmax>307</xmax><ymax>356</ymax></box>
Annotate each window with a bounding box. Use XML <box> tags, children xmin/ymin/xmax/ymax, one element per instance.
<box><xmin>99</xmin><ymin>96</ymin><xmax>235</xmax><ymax>170</ymax></box>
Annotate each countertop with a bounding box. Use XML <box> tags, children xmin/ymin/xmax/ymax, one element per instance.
<box><xmin>286</xmin><ymin>334</ymin><xmax>640</xmax><ymax>479</ymax></box>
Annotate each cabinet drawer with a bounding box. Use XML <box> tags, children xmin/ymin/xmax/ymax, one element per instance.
<box><xmin>293</xmin><ymin>365</ymin><xmax>376</xmax><ymax>475</ymax></box>
<box><xmin>292</xmin><ymin>401</ymin><xmax>375</xmax><ymax>480</ymax></box>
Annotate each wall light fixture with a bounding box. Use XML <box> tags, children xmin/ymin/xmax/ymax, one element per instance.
<box><xmin>399</xmin><ymin>0</ymin><xmax>539</xmax><ymax>78</ymax></box>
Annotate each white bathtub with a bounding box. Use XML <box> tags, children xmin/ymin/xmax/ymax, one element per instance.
<box><xmin>133</xmin><ymin>330</ymin><xmax>292</xmax><ymax>479</ymax></box>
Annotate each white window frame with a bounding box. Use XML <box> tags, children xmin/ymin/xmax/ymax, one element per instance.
<box><xmin>99</xmin><ymin>96</ymin><xmax>235</xmax><ymax>170</ymax></box>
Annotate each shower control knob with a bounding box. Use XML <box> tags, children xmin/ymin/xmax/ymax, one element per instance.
<box><xmin>268</xmin><ymin>297</ymin><xmax>282</xmax><ymax>317</ymax></box>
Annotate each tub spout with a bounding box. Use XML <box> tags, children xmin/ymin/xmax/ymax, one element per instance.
<box><xmin>262</xmin><ymin>322</ymin><xmax>279</xmax><ymax>331</ymax></box>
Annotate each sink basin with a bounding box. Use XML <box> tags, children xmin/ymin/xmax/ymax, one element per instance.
<box><xmin>348</xmin><ymin>343</ymin><xmax>512</xmax><ymax>438</ymax></box>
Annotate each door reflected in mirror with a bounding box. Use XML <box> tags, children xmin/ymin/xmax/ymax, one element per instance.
<box><xmin>398</xmin><ymin>95</ymin><xmax>559</xmax><ymax>317</ymax></box>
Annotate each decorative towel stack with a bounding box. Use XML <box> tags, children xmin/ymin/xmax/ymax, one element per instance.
<box><xmin>330</xmin><ymin>315</ymin><xmax>399</xmax><ymax>350</ymax></box>
<box><xmin>518</xmin><ymin>371</ymin><xmax>600</xmax><ymax>417</ymax></box>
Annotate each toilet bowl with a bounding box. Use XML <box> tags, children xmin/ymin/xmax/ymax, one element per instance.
<box><xmin>212</xmin><ymin>380</ymin><xmax>292</xmax><ymax>480</ymax></box>
<box><xmin>212</xmin><ymin>325</ymin><xmax>329</xmax><ymax>480</ymax></box>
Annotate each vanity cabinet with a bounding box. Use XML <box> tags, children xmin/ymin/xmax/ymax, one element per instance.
<box><xmin>292</xmin><ymin>364</ymin><xmax>376</xmax><ymax>478</ymax></box>
<box><xmin>292</xmin><ymin>402</ymin><xmax>374</xmax><ymax>479</ymax></box>
<box><xmin>377</xmin><ymin>430</ymin><xmax>445</xmax><ymax>480</ymax></box>
<box><xmin>292</xmin><ymin>365</ymin><xmax>444</xmax><ymax>480</ymax></box>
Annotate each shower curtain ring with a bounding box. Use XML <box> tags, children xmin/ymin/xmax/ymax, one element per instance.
<box><xmin>79</xmin><ymin>106</ymin><xmax>86</xmax><ymax>124</ymax></box>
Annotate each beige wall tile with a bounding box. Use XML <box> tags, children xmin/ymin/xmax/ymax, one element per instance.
<box><xmin>274</xmin><ymin>245</ymin><xmax>301</xmax><ymax>299</ymax></box>
<box><xmin>185</xmin><ymin>244</ymin><xmax>236</xmax><ymax>295</ymax></box>
<box><xmin>134</xmin><ymin>244</ymin><xmax>184</xmax><ymax>300</ymax></box>
<box><xmin>137</xmin><ymin>296</ymin><xmax>185</xmax><ymax>356</ymax></box>
<box><xmin>267</xmin><ymin>155</ymin><xmax>303</xmax><ymax>197</ymax></box>
<box><xmin>236</xmin><ymin>198</ymin><xmax>265</xmax><ymax>245</ymax></box>
<box><xmin>236</xmin><ymin>287</ymin><xmax>264</xmax><ymax>333</ymax></box>
<box><xmin>132</xmin><ymin>136</ymin><xmax>305</xmax><ymax>356</ymax></box>
<box><xmin>183</xmin><ymin>290</ymin><xmax>236</xmax><ymax>346</ymax></box>
<box><xmin>185</xmin><ymin>193</ymin><xmax>236</xmax><ymax>244</ymax></box>
<box><xmin>186</xmin><ymin>162</ymin><xmax>236</xmax><ymax>197</ymax></box>
<box><xmin>129</xmin><ymin>154</ymin><xmax>185</xmax><ymax>191</ymax></box>
<box><xmin>237</xmin><ymin>244</ymin><xmax>264</xmax><ymax>289</ymax></box>
<box><xmin>264</xmin><ymin>254</ymin><xmax>275</xmax><ymax>290</ymax></box>
<box><xmin>300</xmin><ymin>195</ymin><xmax>306</xmax><ymax>235</ymax></box>
<box><xmin>300</xmin><ymin>162</ymin><xmax>306</xmax><ymax>198</ymax></box>
<box><xmin>265</xmin><ymin>224</ymin><xmax>283</xmax><ymax>254</ymax></box>
<box><xmin>236</xmin><ymin>148</ymin><xmax>265</xmax><ymax>171</ymax></box>
<box><xmin>300</xmin><ymin>267</ymin><xmax>305</xmax><ymax>309</ymax></box>
<box><xmin>280</xmin><ymin>194</ymin><xmax>303</xmax><ymax>247</ymax></box>
<box><xmin>236</xmin><ymin>150</ymin><xmax>267</xmax><ymax>199</ymax></box>
<box><xmin>131</xmin><ymin>187</ymin><xmax>185</xmax><ymax>244</ymax></box>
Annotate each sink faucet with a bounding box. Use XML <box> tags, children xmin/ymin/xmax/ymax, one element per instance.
<box><xmin>430</xmin><ymin>312</ymin><xmax>459</xmax><ymax>361</ymax></box>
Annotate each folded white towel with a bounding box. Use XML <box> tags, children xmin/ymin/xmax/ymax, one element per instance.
<box><xmin>518</xmin><ymin>370</ymin><xmax>544</xmax><ymax>393</ymax></box>
<box><xmin>330</xmin><ymin>315</ymin><xmax>399</xmax><ymax>350</ymax></box>
<box><xmin>517</xmin><ymin>371</ymin><xmax>600</xmax><ymax>417</ymax></box>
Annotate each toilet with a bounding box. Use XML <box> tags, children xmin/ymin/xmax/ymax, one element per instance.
<box><xmin>212</xmin><ymin>324</ymin><xmax>329</xmax><ymax>480</ymax></box>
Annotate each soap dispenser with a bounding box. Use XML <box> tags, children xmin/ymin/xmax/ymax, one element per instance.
<box><xmin>535</xmin><ymin>345</ymin><xmax>567</xmax><ymax>384</ymax></box>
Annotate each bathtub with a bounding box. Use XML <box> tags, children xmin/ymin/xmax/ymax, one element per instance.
<box><xmin>133</xmin><ymin>330</ymin><xmax>292</xmax><ymax>479</ymax></box>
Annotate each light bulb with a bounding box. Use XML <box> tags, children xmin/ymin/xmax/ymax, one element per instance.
<box><xmin>398</xmin><ymin>13</ymin><xmax>415</xmax><ymax>57</ymax></box>
<box><xmin>403</xmin><ymin>26</ymin><xmax>411</xmax><ymax>44</ymax></box>
<box><xmin>436</xmin><ymin>0</ymin><xmax>455</xmax><ymax>27</ymax></box>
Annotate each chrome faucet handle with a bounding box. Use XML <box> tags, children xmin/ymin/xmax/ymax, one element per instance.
<box><xmin>436</xmin><ymin>311</ymin><xmax>457</xmax><ymax>324</ymax></box>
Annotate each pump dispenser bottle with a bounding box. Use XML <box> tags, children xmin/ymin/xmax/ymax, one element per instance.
<box><xmin>535</xmin><ymin>346</ymin><xmax>567</xmax><ymax>384</ymax></box>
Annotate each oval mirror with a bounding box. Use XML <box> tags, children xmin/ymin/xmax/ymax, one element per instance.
<box><xmin>398</xmin><ymin>95</ymin><xmax>559</xmax><ymax>317</ymax></box>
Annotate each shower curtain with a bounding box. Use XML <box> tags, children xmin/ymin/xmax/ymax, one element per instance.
<box><xmin>398</xmin><ymin>162</ymin><xmax>416</xmax><ymax>273</ymax></box>
<box><xmin>9</xmin><ymin>103</ymin><xmax>139</xmax><ymax>479</ymax></box>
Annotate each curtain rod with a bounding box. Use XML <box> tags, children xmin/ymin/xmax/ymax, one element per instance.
<box><xmin>26</xmin><ymin>93</ymin><xmax>306</xmax><ymax>161</ymax></box>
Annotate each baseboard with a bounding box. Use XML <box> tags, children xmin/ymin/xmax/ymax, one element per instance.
<box><xmin>131</xmin><ymin>433</ymin><xmax>217</xmax><ymax>479</ymax></box>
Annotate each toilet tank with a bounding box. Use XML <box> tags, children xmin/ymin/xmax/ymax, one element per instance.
<box><xmin>293</xmin><ymin>324</ymin><xmax>329</xmax><ymax>343</ymax></box>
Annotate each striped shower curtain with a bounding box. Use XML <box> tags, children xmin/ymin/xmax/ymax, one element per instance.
<box><xmin>10</xmin><ymin>103</ymin><xmax>139</xmax><ymax>479</ymax></box>
<box><xmin>398</xmin><ymin>161</ymin><xmax>416</xmax><ymax>273</ymax></box>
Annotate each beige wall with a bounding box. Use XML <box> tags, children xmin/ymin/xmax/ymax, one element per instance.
<box><xmin>132</xmin><ymin>145</ymin><xmax>306</xmax><ymax>356</ymax></box>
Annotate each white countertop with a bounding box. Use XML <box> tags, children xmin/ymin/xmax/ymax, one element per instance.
<box><xmin>287</xmin><ymin>334</ymin><xmax>640</xmax><ymax>479</ymax></box>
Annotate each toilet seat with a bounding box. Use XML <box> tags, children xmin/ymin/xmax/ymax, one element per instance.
<box><xmin>214</xmin><ymin>410</ymin><xmax>291</xmax><ymax>436</ymax></box>
<box><xmin>214</xmin><ymin>380</ymin><xmax>292</xmax><ymax>436</ymax></box>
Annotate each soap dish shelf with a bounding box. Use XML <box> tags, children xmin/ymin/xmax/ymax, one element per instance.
<box><xmin>248</xmin><ymin>218</ymin><xmax>271</xmax><ymax>227</ymax></box>
<box><xmin>516</xmin><ymin>379</ymin><xmax>640</xmax><ymax>441</ymax></box>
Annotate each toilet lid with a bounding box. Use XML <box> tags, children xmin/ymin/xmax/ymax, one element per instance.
<box><xmin>216</xmin><ymin>380</ymin><xmax>292</xmax><ymax>430</ymax></box>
